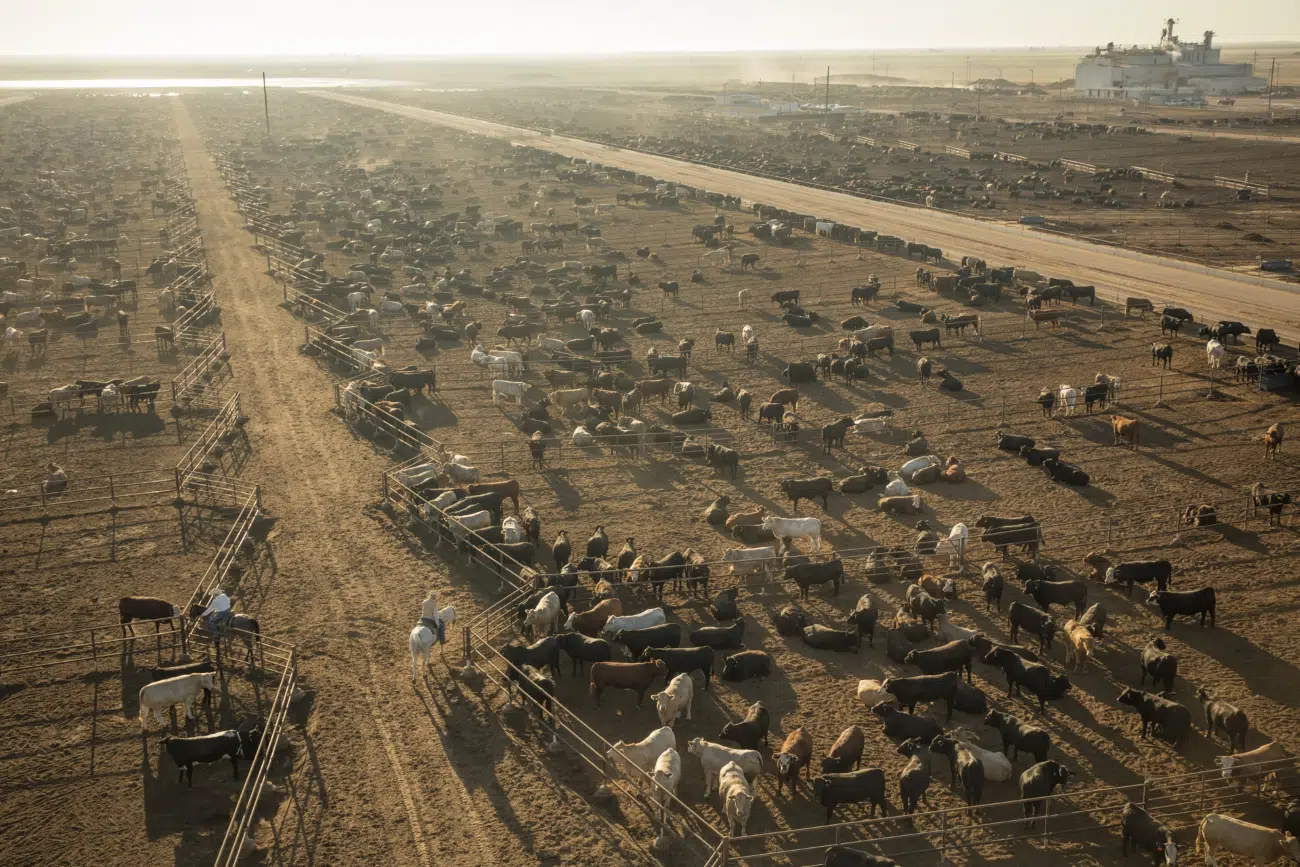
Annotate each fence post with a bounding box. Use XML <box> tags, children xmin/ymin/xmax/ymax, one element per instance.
<box><xmin>501</xmin><ymin>442</ymin><xmax>506</xmax><ymax>471</ymax></box>
<box><xmin>939</xmin><ymin>809</ymin><xmax>949</xmax><ymax>864</ymax></box>
<box><xmin>1042</xmin><ymin>795</ymin><xmax>1050</xmax><ymax>838</ymax></box>
<box><xmin>460</xmin><ymin>625</ymin><xmax>475</xmax><ymax>677</ymax></box>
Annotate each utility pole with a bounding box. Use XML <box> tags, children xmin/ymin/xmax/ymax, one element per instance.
<box><xmin>1267</xmin><ymin>58</ymin><xmax>1276</xmax><ymax>117</ymax></box>
<box><xmin>826</xmin><ymin>65</ymin><xmax>831</xmax><ymax>116</ymax></box>
<box><xmin>262</xmin><ymin>72</ymin><xmax>271</xmax><ymax>139</ymax></box>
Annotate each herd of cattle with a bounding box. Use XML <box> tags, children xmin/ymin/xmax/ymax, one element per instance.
<box><xmin>215</xmin><ymin>102</ymin><xmax>1300</xmax><ymax>865</ymax></box>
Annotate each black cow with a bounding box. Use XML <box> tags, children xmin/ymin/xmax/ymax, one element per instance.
<box><xmin>1107</xmin><ymin>560</ymin><xmax>1174</xmax><ymax>596</ymax></box>
<box><xmin>1024</xmin><ymin>578</ymin><xmax>1088</xmax><ymax>618</ymax></box>
<box><xmin>882</xmin><ymin>671</ymin><xmax>960</xmax><ymax>720</ymax></box>
<box><xmin>772</xmin><ymin>606</ymin><xmax>808</xmax><ymax>636</ymax></box>
<box><xmin>904</xmin><ymin>639</ymin><xmax>976</xmax><ymax>681</ymax></box>
<box><xmin>1118</xmin><ymin>687</ymin><xmax>1192</xmax><ymax>749</ymax></box>
<box><xmin>803</xmin><ymin>625</ymin><xmax>861</xmax><ymax>652</ymax></box>
<box><xmin>786</xmin><ymin>556</ymin><xmax>844</xmax><ymax>599</ymax></box>
<box><xmin>783</xmin><ymin>362</ymin><xmax>817</xmax><ymax>384</ymax></box>
<box><xmin>1147</xmin><ymin>587</ymin><xmax>1216</xmax><ymax>629</ymax></box>
<box><xmin>1007</xmin><ymin>601</ymin><xmax>1056</xmax><ymax>652</ymax></box>
<box><xmin>503</xmin><ymin>635</ymin><xmax>563</xmax><ymax>680</ymax></box>
<box><xmin>558</xmin><ymin>633</ymin><xmax>613</xmax><ymax>676</ymax></box>
<box><xmin>1019</xmin><ymin>761</ymin><xmax>1074</xmax><ymax>826</ymax></box>
<box><xmin>1120</xmin><ymin>803</ymin><xmax>1178</xmax><ymax>867</ymax></box>
<box><xmin>813</xmin><ymin>768</ymin><xmax>890</xmax><ymax>822</ymax></box>
<box><xmin>612</xmin><ymin>623</ymin><xmax>682</xmax><ymax>658</ymax></box>
<box><xmin>870</xmin><ymin>702</ymin><xmax>944</xmax><ymax>742</ymax></box>
<box><xmin>909</xmin><ymin>328</ymin><xmax>941</xmax><ymax>350</ymax></box>
<box><xmin>984</xmin><ymin>709</ymin><xmax>1051</xmax><ymax>762</ymax></box>
<box><xmin>997</xmin><ymin>432</ymin><xmax>1035</xmax><ymax>452</ymax></box>
<box><xmin>162</xmin><ymin>728</ymin><xmax>260</xmax><ymax>788</ymax></box>
<box><xmin>780</xmin><ymin>477</ymin><xmax>834</xmax><ymax>511</ymax></box>
<box><xmin>641</xmin><ymin>645</ymin><xmax>715</xmax><ymax>690</ymax></box>
<box><xmin>719</xmin><ymin>701</ymin><xmax>770</xmax><ymax>749</ymax></box>
<box><xmin>1140</xmin><ymin>638</ymin><xmax>1178</xmax><ymax>693</ymax></box>
<box><xmin>721</xmin><ymin>650</ymin><xmax>772</xmax><ymax>682</ymax></box>
<box><xmin>1041</xmin><ymin>458</ymin><xmax>1089</xmax><ymax>486</ymax></box>
<box><xmin>846</xmin><ymin>595</ymin><xmax>879</xmax><ymax>646</ymax></box>
<box><xmin>982</xmin><ymin>563</ymin><xmax>1005</xmax><ymax>611</ymax></box>
<box><xmin>1195</xmin><ymin>686</ymin><xmax>1249</xmax><ymax>752</ymax></box>
<box><xmin>689</xmin><ymin>618</ymin><xmax>744</xmax><ymax>651</ymax></box>
<box><xmin>983</xmin><ymin>647</ymin><xmax>1071</xmax><ymax>713</ymax></box>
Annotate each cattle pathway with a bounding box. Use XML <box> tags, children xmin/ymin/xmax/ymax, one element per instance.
<box><xmin>311</xmin><ymin>90</ymin><xmax>1300</xmax><ymax>342</ymax></box>
<box><xmin>170</xmin><ymin>98</ymin><xmax>648</xmax><ymax>867</ymax></box>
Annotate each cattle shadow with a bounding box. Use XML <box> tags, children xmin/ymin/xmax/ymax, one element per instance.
<box><xmin>921</xmin><ymin>479</ymin><xmax>1000</xmax><ymax>503</ymax></box>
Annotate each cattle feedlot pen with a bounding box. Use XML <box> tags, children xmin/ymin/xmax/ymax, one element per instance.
<box><xmin>192</xmin><ymin>97</ymin><xmax>1300</xmax><ymax>865</ymax></box>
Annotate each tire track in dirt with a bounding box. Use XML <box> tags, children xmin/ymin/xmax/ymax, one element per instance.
<box><xmin>170</xmin><ymin>98</ymin><xmax>649</xmax><ymax>867</ymax></box>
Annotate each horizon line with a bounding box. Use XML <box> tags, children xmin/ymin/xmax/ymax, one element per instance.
<box><xmin>2</xmin><ymin>42</ymin><xmax>1299</xmax><ymax>61</ymax></box>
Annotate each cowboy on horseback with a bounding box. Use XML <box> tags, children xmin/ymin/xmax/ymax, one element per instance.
<box><xmin>419</xmin><ymin>590</ymin><xmax>445</xmax><ymax>645</ymax></box>
<box><xmin>201</xmin><ymin>587</ymin><xmax>233</xmax><ymax>636</ymax></box>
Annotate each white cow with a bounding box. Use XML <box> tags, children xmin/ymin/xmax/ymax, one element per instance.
<box><xmin>607</xmin><ymin>726</ymin><xmax>676</xmax><ymax>783</ymax></box>
<box><xmin>395</xmin><ymin>462</ymin><xmax>440</xmax><ymax>487</ymax></box>
<box><xmin>448</xmin><ymin>509</ymin><xmax>492</xmax><ymax>543</ymax></box>
<box><xmin>157</xmin><ymin>289</ymin><xmax>175</xmax><ymax>317</ymax></box>
<box><xmin>538</xmin><ymin>336</ymin><xmax>567</xmax><ymax>353</ymax></box>
<box><xmin>602</xmin><ymin>608</ymin><xmax>666</xmax><ymax>635</ymax></box>
<box><xmin>737</xmin><ymin>288</ymin><xmax>752</xmax><ymax>309</ymax></box>
<box><xmin>742</xmin><ymin>325</ymin><xmax>755</xmax><ymax>344</ymax></box>
<box><xmin>492</xmin><ymin>380</ymin><xmax>528</xmax><ymax>405</ymax></box>
<box><xmin>1196</xmin><ymin>814</ymin><xmax>1300</xmax><ymax>867</ymax></box>
<box><xmin>502</xmin><ymin>516</ymin><xmax>525</xmax><ymax>543</ymax></box>
<box><xmin>723</xmin><ymin>546</ymin><xmax>777</xmax><ymax>579</ymax></box>
<box><xmin>347</xmin><ymin>291</ymin><xmax>367</xmax><ymax>311</ymax></box>
<box><xmin>651</xmin><ymin>673</ymin><xmax>694</xmax><ymax>728</ymax></box>
<box><xmin>884</xmin><ymin>472</ymin><xmax>911</xmax><ymax>496</ymax></box>
<box><xmin>378</xmin><ymin>299</ymin><xmax>404</xmax><ymax>315</ymax></box>
<box><xmin>1057</xmin><ymin>385</ymin><xmax>1080</xmax><ymax>417</ymax></box>
<box><xmin>48</xmin><ymin>384</ymin><xmax>79</xmax><ymax>417</ymax></box>
<box><xmin>98</xmin><ymin>383</ymin><xmax>120</xmax><ymax>414</ymax></box>
<box><xmin>549</xmin><ymin>388</ymin><xmax>588</xmax><ymax>410</ymax></box>
<box><xmin>13</xmin><ymin>308</ymin><xmax>42</xmax><ymax>327</ymax></box>
<box><xmin>572</xmin><ymin>425</ymin><xmax>594</xmax><ymax>447</ymax></box>
<box><xmin>761</xmin><ymin>516</ymin><xmax>821</xmax><ymax>552</ymax></box>
<box><xmin>578</xmin><ymin>309</ymin><xmax>596</xmax><ymax>329</ymax></box>
<box><xmin>651</xmin><ymin>748</ymin><xmax>682</xmax><ymax>820</ymax></box>
<box><xmin>138</xmin><ymin>672</ymin><xmax>216</xmax><ymax>730</ymax></box>
<box><xmin>687</xmin><ymin>739</ymin><xmax>763</xmax><ymax>795</ymax></box>
<box><xmin>524</xmin><ymin>591</ymin><xmax>561</xmax><ymax>638</ymax></box>
<box><xmin>443</xmin><ymin>462</ymin><xmax>481</xmax><ymax>485</ymax></box>
<box><xmin>409</xmin><ymin>605</ymin><xmax>456</xmax><ymax>678</ymax></box>
<box><xmin>855</xmin><ymin>416</ymin><xmax>889</xmax><ymax>435</ymax></box>
<box><xmin>934</xmin><ymin>523</ymin><xmax>968</xmax><ymax>567</ymax></box>
<box><xmin>719</xmin><ymin>762</ymin><xmax>755</xmax><ymax>836</ymax></box>
<box><xmin>1206</xmin><ymin>339</ymin><xmax>1225</xmax><ymax>369</ymax></box>
<box><xmin>856</xmin><ymin>679</ymin><xmax>892</xmax><ymax>709</ymax></box>
<box><xmin>1217</xmin><ymin>742</ymin><xmax>1289</xmax><ymax>787</ymax></box>
<box><xmin>937</xmin><ymin>614</ymin><xmax>979</xmax><ymax>644</ymax></box>
<box><xmin>352</xmin><ymin>337</ymin><xmax>384</xmax><ymax>354</ymax></box>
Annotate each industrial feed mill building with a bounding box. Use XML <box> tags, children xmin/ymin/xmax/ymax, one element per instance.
<box><xmin>1075</xmin><ymin>18</ymin><xmax>1267</xmax><ymax>102</ymax></box>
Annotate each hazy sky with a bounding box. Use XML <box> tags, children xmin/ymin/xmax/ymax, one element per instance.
<box><xmin>7</xmin><ymin>0</ymin><xmax>1299</xmax><ymax>56</ymax></box>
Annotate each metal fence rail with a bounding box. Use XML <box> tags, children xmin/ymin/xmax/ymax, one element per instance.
<box><xmin>170</xmin><ymin>331</ymin><xmax>233</xmax><ymax>413</ymax></box>
<box><xmin>175</xmin><ymin>391</ymin><xmax>247</xmax><ymax>490</ymax></box>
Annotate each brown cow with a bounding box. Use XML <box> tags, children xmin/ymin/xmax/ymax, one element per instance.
<box><xmin>1265</xmin><ymin>423</ymin><xmax>1285</xmax><ymax>459</ymax></box>
<box><xmin>1027</xmin><ymin>309</ymin><xmax>1060</xmax><ymax>329</ymax></box>
<box><xmin>634</xmin><ymin>378</ymin><xmax>674</xmax><ymax>404</ymax></box>
<box><xmin>769</xmin><ymin>388</ymin><xmax>799</xmax><ymax>412</ymax></box>
<box><xmin>775</xmin><ymin>727</ymin><xmax>813</xmax><ymax>796</ymax></box>
<box><xmin>725</xmin><ymin>508</ymin><xmax>765</xmax><ymax>530</ymax></box>
<box><xmin>1111</xmin><ymin>415</ymin><xmax>1139</xmax><ymax>449</ymax></box>
<box><xmin>590</xmin><ymin>388</ymin><xmax>622</xmax><ymax>410</ymax></box>
<box><xmin>565</xmin><ymin>597</ymin><xmax>622</xmax><ymax>637</ymax></box>
<box><xmin>468</xmin><ymin>479</ymin><xmax>521</xmax><ymax>512</ymax></box>
<box><xmin>590</xmin><ymin>659</ymin><xmax>668</xmax><ymax>707</ymax></box>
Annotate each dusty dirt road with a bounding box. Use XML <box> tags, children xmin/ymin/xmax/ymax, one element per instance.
<box><xmin>313</xmin><ymin>91</ymin><xmax>1300</xmax><ymax>341</ymax></box>
<box><xmin>171</xmin><ymin>98</ymin><xmax>650</xmax><ymax>867</ymax></box>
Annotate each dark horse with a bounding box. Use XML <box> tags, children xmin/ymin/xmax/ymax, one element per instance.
<box><xmin>188</xmin><ymin>602</ymin><xmax>260</xmax><ymax>663</ymax></box>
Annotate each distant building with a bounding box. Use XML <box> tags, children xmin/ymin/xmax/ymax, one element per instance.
<box><xmin>706</xmin><ymin>92</ymin><xmax>803</xmax><ymax>118</ymax></box>
<box><xmin>1075</xmin><ymin>18</ymin><xmax>1266</xmax><ymax>102</ymax></box>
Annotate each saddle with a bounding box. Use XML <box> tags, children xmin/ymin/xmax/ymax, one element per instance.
<box><xmin>418</xmin><ymin>616</ymin><xmax>439</xmax><ymax>632</ymax></box>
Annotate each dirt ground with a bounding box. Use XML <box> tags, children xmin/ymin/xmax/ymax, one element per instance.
<box><xmin>378</xmin><ymin>87</ymin><xmax>1300</xmax><ymax>270</ymax></box>
<box><xmin>5</xmin><ymin>86</ymin><xmax>1300</xmax><ymax>867</ymax></box>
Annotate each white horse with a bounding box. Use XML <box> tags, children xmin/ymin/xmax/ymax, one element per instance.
<box><xmin>409</xmin><ymin>606</ymin><xmax>456</xmax><ymax>680</ymax></box>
